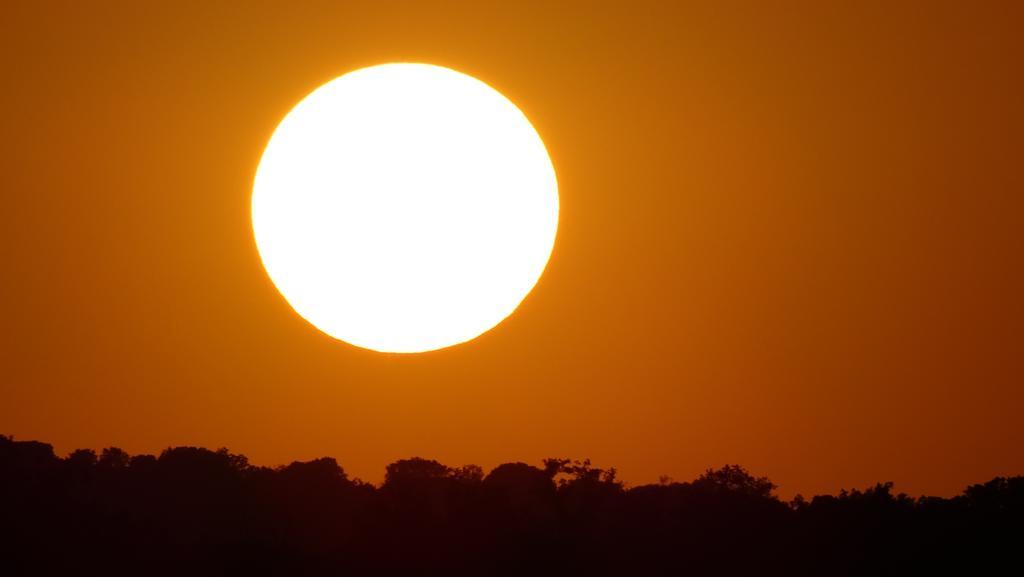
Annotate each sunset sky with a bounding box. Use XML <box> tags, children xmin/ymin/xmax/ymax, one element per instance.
<box><xmin>2</xmin><ymin>1</ymin><xmax>1021</xmax><ymax>498</ymax></box>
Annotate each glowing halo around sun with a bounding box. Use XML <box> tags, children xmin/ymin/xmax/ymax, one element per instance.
<box><xmin>252</xmin><ymin>63</ymin><xmax>559</xmax><ymax>353</ymax></box>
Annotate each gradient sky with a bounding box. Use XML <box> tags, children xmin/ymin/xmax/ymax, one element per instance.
<box><xmin>2</xmin><ymin>0</ymin><xmax>1021</xmax><ymax>498</ymax></box>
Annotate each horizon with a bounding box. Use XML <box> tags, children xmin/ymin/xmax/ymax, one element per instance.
<box><xmin>4</xmin><ymin>432</ymin><xmax>1021</xmax><ymax>575</ymax></box>
<box><xmin>5</xmin><ymin>432</ymin><xmax>1013</xmax><ymax>500</ymax></box>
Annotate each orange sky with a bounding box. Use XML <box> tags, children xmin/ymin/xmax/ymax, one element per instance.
<box><xmin>2</xmin><ymin>1</ymin><xmax>1021</xmax><ymax>498</ymax></box>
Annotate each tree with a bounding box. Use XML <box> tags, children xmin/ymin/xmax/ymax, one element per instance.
<box><xmin>97</xmin><ymin>447</ymin><xmax>130</xmax><ymax>470</ymax></box>
<box><xmin>694</xmin><ymin>464</ymin><xmax>776</xmax><ymax>498</ymax></box>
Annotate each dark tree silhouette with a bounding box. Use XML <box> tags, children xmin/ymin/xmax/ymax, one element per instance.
<box><xmin>0</xmin><ymin>434</ymin><xmax>1021</xmax><ymax>576</ymax></box>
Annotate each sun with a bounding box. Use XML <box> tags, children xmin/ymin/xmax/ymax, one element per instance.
<box><xmin>252</xmin><ymin>63</ymin><xmax>559</xmax><ymax>353</ymax></box>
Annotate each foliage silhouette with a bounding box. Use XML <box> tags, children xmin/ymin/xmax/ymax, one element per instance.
<box><xmin>0</xmin><ymin>434</ymin><xmax>1020</xmax><ymax>576</ymax></box>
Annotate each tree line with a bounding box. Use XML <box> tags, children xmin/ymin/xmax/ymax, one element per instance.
<box><xmin>1</xmin><ymin>434</ymin><xmax>1020</xmax><ymax>576</ymax></box>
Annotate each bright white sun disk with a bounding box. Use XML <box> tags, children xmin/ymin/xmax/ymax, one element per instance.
<box><xmin>252</xmin><ymin>63</ymin><xmax>559</xmax><ymax>353</ymax></box>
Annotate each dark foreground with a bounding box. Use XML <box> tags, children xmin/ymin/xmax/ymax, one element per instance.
<box><xmin>1</xmin><ymin>435</ymin><xmax>1020</xmax><ymax>576</ymax></box>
